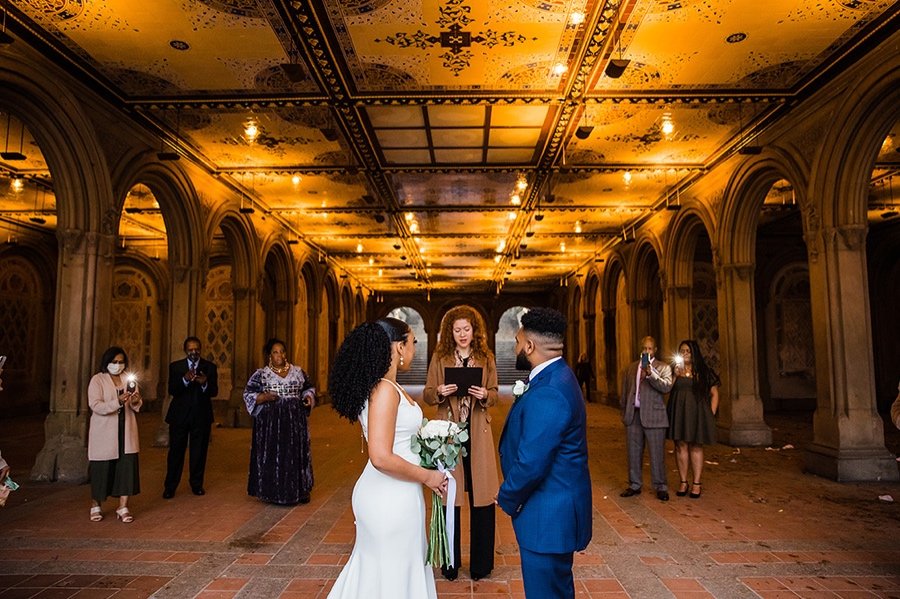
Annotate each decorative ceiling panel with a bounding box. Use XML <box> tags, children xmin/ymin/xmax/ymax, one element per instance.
<box><xmin>593</xmin><ymin>0</ymin><xmax>896</xmax><ymax>93</ymax></box>
<box><xmin>393</xmin><ymin>172</ymin><xmax>522</xmax><ymax>207</ymax></box>
<box><xmin>11</xmin><ymin>0</ymin><xmax>318</xmax><ymax>95</ymax></box>
<box><xmin>321</xmin><ymin>0</ymin><xmax>602</xmax><ymax>92</ymax></box>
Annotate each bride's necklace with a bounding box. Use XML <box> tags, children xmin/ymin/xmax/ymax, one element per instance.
<box><xmin>270</xmin><ymin>362</ymin><xmax>290</xmax><ymax>376</ymax></box>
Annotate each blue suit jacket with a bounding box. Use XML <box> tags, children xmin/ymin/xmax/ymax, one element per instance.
<box><xmin>498</xmin><ymin>358</ymin><xmax>592</xmax><ymax>554</ymax></box>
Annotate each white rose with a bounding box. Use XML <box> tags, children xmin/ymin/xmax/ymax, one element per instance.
<box><xmin>512</xmin><ymin>380</ymin><xmax>528</xmax><ymax>396</ymax></box>
<box><xmin>421</xmin><ymin>419</ymin><xmax>454</xmax><ymax>439</ymax></box>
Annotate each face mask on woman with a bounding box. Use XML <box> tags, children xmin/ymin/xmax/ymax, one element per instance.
<box><xmin>107</xmin><ymin>363</ymin><xmax>125</xmax><ymax>376</ymax></box>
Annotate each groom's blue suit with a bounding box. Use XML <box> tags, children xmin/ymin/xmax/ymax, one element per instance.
<box><xmin>498</xmin><ymin>357</ymin><xmax>592</xmax><ymax>598</ymax></box>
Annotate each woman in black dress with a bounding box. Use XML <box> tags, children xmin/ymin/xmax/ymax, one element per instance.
<box><xmin>666</xmin><ymin>340</ymin><xmax>720</xmax><ymax>499</ymax></box>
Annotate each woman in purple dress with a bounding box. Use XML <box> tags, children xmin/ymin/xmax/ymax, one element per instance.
<box><xmin>243</xmin><ymin>338</ymin><xmax>316</xmax><ymax>505</ymax></box>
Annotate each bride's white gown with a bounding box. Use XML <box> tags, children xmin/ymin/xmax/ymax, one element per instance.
<box><xmin>328</xmin><ymin>380</ymin><xmax>437</xmax><ymax>599</ymax></box>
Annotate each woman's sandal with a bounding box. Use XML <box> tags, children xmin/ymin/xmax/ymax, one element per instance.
<box><xmin>676</xmin><ymin>480</ymin><xmax>689</xmax><ymax>497</ymax></box>
<box><xmin>116</xmin><ymin>507</ymin><xmax>134</xmax><ymax>523</ymax></box>
<box><xmin>90</xmin><ymin>506</ymin><xmax>103</xmax><ymax>522</ymax></box>
<box><xmin>689</xmin><ymin>482</ymin><xmax>702</xmax><ymax>499</ymax></box>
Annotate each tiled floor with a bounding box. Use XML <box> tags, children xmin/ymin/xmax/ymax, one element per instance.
<box><xmin>1</xmin><ymin>387</ymin><xmax>899</xmax><ymax>598</ymax></box>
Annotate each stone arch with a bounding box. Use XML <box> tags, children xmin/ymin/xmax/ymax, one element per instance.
<box><xmin>664</xmin><ymin>205</ymin><xmax>717</xmax><ymax>290</ymax></box>
<box><xmin>718</xmin><ymin>149</ymin><xmax>810</xmax><ymax>266</ymax></box>
<box><xmin>340</xmin><ymin>283</ymin><xmax>353</xmax><ymax>341</ymax></box>
<box><xmin>208</xmin><ymin>211</ymin><xmax>258</xmax><ymax>291</ymax></box>
<box><xmin>600</xmin><ymin>255</ymin><xmax>626</xmax><ymax>402</ymax></box>
<box><xmin>0</xmin><ymin>54</ymin><xmax>112</xmax><ymax>234</ymax></box>
<box><xmin>261</xmin><ymin>241</ymin><xmax>295</xmax><ymax>342</ymax></box>
<box><xmin>569</xmin><ymin>284</ymin><xmax>582</xmax><ymax>362</ymax></box>
<box><xmin>810</xmin><ymin>60</ymin><xmax>900</xmax><ymax>229</ymax></box>
<box><xmin>111</xmin><ymin>154</ymin><xmax>205</xmax><ymax>270</ymax></box>
<box><xmin>628</xmin><ymin>237</ymin><xmax>664</xmax><ymax>348</ymax></box>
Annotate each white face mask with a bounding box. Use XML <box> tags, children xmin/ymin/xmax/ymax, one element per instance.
<box><xmin>107</xmin><ymin>363</ymin><xmax>125</xmax><ymax>375</ymax></box>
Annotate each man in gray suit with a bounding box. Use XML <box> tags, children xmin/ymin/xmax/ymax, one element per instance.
<box><xmin>620</xmin><ymin>336</ymin><xmax>674</xmax><ymax>501</ymax></box>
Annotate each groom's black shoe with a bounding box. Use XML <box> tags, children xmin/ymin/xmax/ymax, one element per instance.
<box><xmin>620</xmin><ymin>488</ymin><xmax>641</xmax><ymax>497</ymax></box>
<box><xmin>657</xmin><ymin>490</ymin><xmax>670</xmax><ymax>501</ymax></box>
<box><xmin>441</xmin><ymin>567</ymin><xmax>458</xmax><ymax>581</ymax></box>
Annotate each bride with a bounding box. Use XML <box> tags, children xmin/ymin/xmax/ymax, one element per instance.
<box><xmin>328</xmin><ymin>317</ymin><xmax>447</xmax><ymax>598</ymax></box>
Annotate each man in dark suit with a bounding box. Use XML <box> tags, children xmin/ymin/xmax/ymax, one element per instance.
<box><xmin>163</xmin><ymin>336</ymin><xmax>218</xmax><ymax>498</ymax></box>
<box><xmin>497</xmin><ymin>307</ymin><xmax>592</xmax><ymax>599</ymax></box>
<box><xmin>620</xmin><ymin>335</ymin><xmax>674</xmax><ymax>501</ymax></box>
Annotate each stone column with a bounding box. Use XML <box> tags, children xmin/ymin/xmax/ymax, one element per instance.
<box><xmin>663</xmin><ymin>284</ymin><xmax>692</xmax><ymax>351</ymax></box>
<box><xmin>804</xmin><ymin>225</ymin><xmax>898</xmax><ymax>481</ymax></box>
<box><xmin>228</xmin><ymin>285</ymin><xmax>258</xmax><ymax>428</ymax></box>
<box><xmin>274</xmin><ymin>299</ymin><xmax>294</xmax><ymax>344</ymax></box>
<box><xmin>715</xmin><ymin>261</ymin><xmax>772</xmax><ymax>446</ymax></box>
<box><xmin>31</xmin><ymin>230</ymin><xmax>115</xmax><ymax>482</ymax></box>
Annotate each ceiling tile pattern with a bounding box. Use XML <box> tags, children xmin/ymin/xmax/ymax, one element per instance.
<box><xmin>1</xmin><ymin>0</ymin><xmax>897</xmax><ymax>293</ymax></box>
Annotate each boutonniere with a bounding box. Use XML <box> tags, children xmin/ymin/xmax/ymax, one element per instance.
<box><xmin>512</xmin><ymin>379</ymin><xmax>529</xmax><ymax>400</ymax></box>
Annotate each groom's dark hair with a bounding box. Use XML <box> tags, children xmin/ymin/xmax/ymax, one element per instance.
<box><xmin>521</xmin><ymin>307</ymin><xmax>566</xmax><ymax>343</ymax></box>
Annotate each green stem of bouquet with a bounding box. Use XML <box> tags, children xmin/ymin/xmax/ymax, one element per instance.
<box><xmin>428</xmin><ymin>491</ymin><xmax>451</xmax><ymax>567</ymax></box>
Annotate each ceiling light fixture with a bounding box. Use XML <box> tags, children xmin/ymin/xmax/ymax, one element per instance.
<box><xmin>661</xmin><ymin>112</ymin><xmax>675</xmax><ymax>139</ymax></box>
<box><xmin>510</xmin><ymin>193</ymin><xmax>521</xmax><ymax>205</ymax></box>
<box><xmin>560</xmin><ymin>242</ymin><xmax>566</xmax><ymax>252</ymax></box>
<box><xmin>570</xmin><ymin>11</ymin><xmax>586</xmax><ymax>25</ymax></box>
<box><xmin>574</xmin><ymin>220</ymin><xmax>582</xmax><ymax>234</ymax></box>
<box><xmin>508</xmin><ymin>211</ymin><xmax>517</xmax><ymax>220</ymax></box>
<box><xmin>553</xmin><ymin>63</ymin><xmax>569</xmax><ymax>76</ymax></box>
<box><xmin>605</xmin><ymin>18</ymin><xmax>630</xmax><ymax>79</ymax></box>
<box><xmin>292</xmin><ymin>174</ymin><xmax>302</xmax><ymax>186</ymax></box>
<box><xmin>244</xmin><ymin>116</ymin><xmax>260</xmax><ymax>143</ymax></box>
<box><xmin>516</xmin><ymin>173</ymin><xmax>528</xmax><ymax>192</ymax></box>
<box><xmin>10</xmin><ymin>176</ymin><xmax>23</xmax><ymax>194</ymax></box>
<box><xmin>2</xmin><ymin>113</ymin><xmax>26</xmax><ymax>161</ymax></box>
<box><xmin>356</xmin><ymin>242</ymin><xmax>363</xmax><ymax>253</ymax></box>
<box><xmin>0</xmin><ymin>8</ymin><xmax>14</xmax><ymax>46</ymax></box>
<box><xmin>623</xmin><ymin>170</ymin><xmax>632</xmax><ymax>187</ymax></box>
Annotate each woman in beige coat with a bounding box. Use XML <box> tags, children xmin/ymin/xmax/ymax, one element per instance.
<box><xmin>88</xmin><ymin>346</ymin><xmax>142</xmax><ymax>523</ymax></box>
<box><xmin>424</xmin><ymin>306</ymin><xmax>499</xmax><ymax>581</ymax></box>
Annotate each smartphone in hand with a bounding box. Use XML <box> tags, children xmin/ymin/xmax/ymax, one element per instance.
<box><xmin>0</xmin><ymin>355</ymin><xmax>7</xmax><ymax>369</ymax></box>
<box><xmin>640</xmin><ymin>352</ymin><xmax>651</xmax><ymax>368</ymax></box>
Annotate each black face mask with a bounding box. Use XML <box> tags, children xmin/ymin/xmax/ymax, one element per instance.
<box><xmin>515</xmin><ymin>349</ymin><xmax>532</xmax><ymax>371</ymax></box>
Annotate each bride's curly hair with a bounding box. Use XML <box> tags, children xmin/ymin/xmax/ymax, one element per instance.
<box><xmin>329</xmin><ymin>317</ymin><xmax>411</xmax><ymax>422</ymax></box>
<box><xmin>434</xmin><ymin>305</ymin><xmax>494</xmax><ymax>362</ymax></box>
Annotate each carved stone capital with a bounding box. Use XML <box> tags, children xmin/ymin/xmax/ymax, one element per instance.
<box><xmin>718</xmin><ymin>262</ymin><xmax>754</xmax><ymax>281</ymax></box>
<box><xmin>57</xmin><ymin>228</ymin><xmax>85</xmax><ymax>258</ymax></box>
<box><xmin>667</xmin><ymin>284</ymin><xmax>691</xmax><ymax>300</ymax></box>
<box><xmin>835</xmin><ymin>224</ymin><xmax>867</xmax><ymax>251</ymax></box>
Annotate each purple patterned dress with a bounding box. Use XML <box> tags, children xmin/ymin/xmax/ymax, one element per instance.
<box><xmin>243</xmin><ymin>365</ymin><xmax>316</xmax><ymax>504</ymax></box>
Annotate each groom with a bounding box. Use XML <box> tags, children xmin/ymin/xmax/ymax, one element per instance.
<box><xmin>496</xmin><ymin>307</ymin><xmax>592</xmax><ymax>598</ymax></box>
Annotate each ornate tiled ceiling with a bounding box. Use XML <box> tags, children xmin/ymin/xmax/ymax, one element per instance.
<box><xmin>0</xmin><ymin>0</ymin><xmax>898</xmax><ymax>293</ymax></box>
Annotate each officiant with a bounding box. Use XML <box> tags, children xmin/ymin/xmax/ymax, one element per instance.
<box><xmin>424</xmin><ymin>306</ymin><xmax>500</xmax><ymax>582</ymax></box>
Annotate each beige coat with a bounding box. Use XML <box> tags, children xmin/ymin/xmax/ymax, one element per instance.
<box><xmin>423</xmin><ymin>353</ymin><xmax>500</xmax><ymax>507</ymax></box>
<box><xmin>87</xmin><ymin>372</ymin><xmax>142</xmax><ymax>461</ymax></box>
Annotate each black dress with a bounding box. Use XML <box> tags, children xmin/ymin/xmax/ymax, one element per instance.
<box><xmin>244</xmin><ymin>365</ymin><xmax>315</xmax><ymax>505</ymax></box>
<box><xmin>666</xmin><ymin>375</ymin><xmax>719</xmax><ymax>445</ymax></box>
<box><xmin>89</xmin><ymin>398</ymin><xmax>140</xmax><ymax>502</ymax></box>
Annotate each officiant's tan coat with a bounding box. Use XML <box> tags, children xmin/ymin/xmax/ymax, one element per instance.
<box><xmin>423</xmin><ymin>354</ymin><xmax>500</xmax><ymax>507</ymax></box>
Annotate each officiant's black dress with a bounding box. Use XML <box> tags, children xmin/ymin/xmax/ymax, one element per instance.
<box><xmin>243</xmin><ymin>365</ymin><xmax>315</xmax><ymax>504</ymax></box>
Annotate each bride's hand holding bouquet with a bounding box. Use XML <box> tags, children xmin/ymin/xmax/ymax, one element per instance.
<box><xmin>411</xmin><ymin>418</ymin><xmax>469</xmax><ymax>568</ymax></box>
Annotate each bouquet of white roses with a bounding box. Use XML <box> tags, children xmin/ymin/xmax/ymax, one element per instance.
<box><xmin>411</xmin><ymin>418</ymin><xmax>469</xmax><ymax>567</ymax></box>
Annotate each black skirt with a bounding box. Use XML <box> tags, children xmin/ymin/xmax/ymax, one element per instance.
<box><xmin>248</xmin><ymin>399</ymin><xmax>313</xmax><ymax>505</ymax></box>
<box><xmin>89</xmin><ymin>409</ymin><xmax>140</xmax><ymax>502</ymax></box>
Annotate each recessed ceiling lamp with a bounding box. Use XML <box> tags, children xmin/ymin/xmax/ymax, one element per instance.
<box><xmin>574</xmin><ymin>220</ymin><xmax>582</xmax><ymax>234</ymax></box>
<box><xmin>510</xmin><ymin>193</ymin><xmax>521</xmax><ymax>205</ymax></box>
<box><xmin>570</xmin><ymin>11</ymin><xmax>586</xmax><ymax>25</ymax></box>
<box><xmin>553</xmin><ymin>63</ymin><xmax>569</xmax><ymax>76</ymax></box>
<box><xmin>409</xmin><ymin>221</ymin><xmax>420</xmax><ymax>234</ymax></box>
<box><xmin>494</xmin><ymin>255</ymin><xmax>501</xmax><ymax>263</ymax></box>
<box><xmin>405</xmin><ymin>212</ymin><xmax>414</xmax><ymax>221</ymax></box>
<box><xmin>661</xmin><ymin>112</ymin><xmax>675</xmax><ymax>139</ymax></box>
<box><xmin>378</xmin><ymin>269</ymin><xmax>383</xmax><ymax>277</ymax></box>
<box><xmin>356</xmin><ymin>242</ymin><xmax>363</xmax><ymax>253</ymax></box>
<box><xmin>9</xmin><ymin>176</ymin><xmax>23</xmax><ymax>194</ymax></box>
<box><xmin>368</xmin><ymin>257</ymin><xmax>374</xmax><ymax>265</ymax></box>
<box><xmin>516</xmin><ymin>173</ymin><xmax>528</xmax><ymax>192</ymax></box>
<box><xmin>623</xmin><ymin>170</ymin><xmax>632</xmax><ymax>187</ymax></box>
<box><xmin>508</xmin><ymin>211</ymin><xmax>517</xmax><ymax>220</ymax></box>
<box><xmin>560</xmin><ymin>242</ymin><xmax>566</xmax><ymax>252</ymax></box>
<box><xmin>292</xmin><ymin>174</ymin><xmax>302</xmax><ymax>186</ymax></box>
<box><xmin>244</xmin><ymin>116</ymin><xmax>260</xmax><ymax>143</ymax></box>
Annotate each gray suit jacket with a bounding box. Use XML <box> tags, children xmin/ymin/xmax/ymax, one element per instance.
<box><xmin>620</xmin><ymin>359</ymin><xmax>674</xmax><ymax>428</ymax></box>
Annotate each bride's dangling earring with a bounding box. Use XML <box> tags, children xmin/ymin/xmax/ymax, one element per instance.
<box><xmin>399</xmin><ymin>353</ymin><xmax>404</xmax><ymax>367</ymax></box>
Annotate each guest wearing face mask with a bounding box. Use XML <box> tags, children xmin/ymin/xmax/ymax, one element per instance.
<box><xmin>87</xmin><ymin>346</ymin><xmax>142</xmax><ymax>522</ymax></box>
<box><xmin>163</xmin><ymin>336</ymin><xmax>219</xmax><ymax>499</ymax></box>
